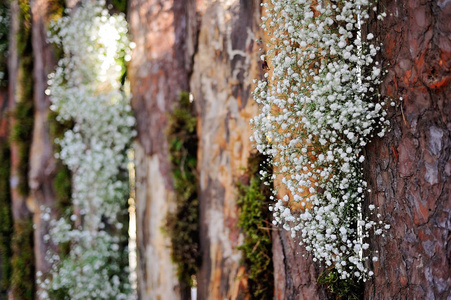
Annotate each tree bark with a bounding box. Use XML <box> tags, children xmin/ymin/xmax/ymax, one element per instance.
<box><xmin>9</xmin><ymin>0</ymin><xmax>29</xmax><ymax>223</ymax></box>
<box><xmin>8</xmin><ymin>1</ymin><xmax>35</xmax><ymax>299</ymax></box>
<box><xmin>272</xmin><ymin>229</ymin><xmax>329</xmax><ymax>300</ymax></box>
<box><xmin>190</xmin><ymin>1</ymin><xmax>263</xmax><ymax>298</ymax></box>
<box><xmin>29</xmin><ymin>0</ymin><xmax>58</xmax><ymax>291</ymax></box>
<box><xmin>128</xmin><ymin>0</ymin><xmax>196</xmax><ymax>298</ymax></box>
<box><xmin>364</xmin><ymin>1</ymin><xmax>451</xmax><ymax>299</ymax></box>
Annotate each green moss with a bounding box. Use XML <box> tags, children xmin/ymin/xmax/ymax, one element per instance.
<box><xmin>0</xmin><ymin>140</ymin><xmax>13</xmax><ymax>296</ymax></box>
<box><xmin>10</xmin><ymin>0</ymin><xmax>34</xmax><ymax>196</ymax></box>
<box><xmin>105</xmin><ymin>0</ymin><xmax>128</xmax><ymax>14</ymax></box>
<box><xmin>11</xmin><ymin>220</ymin><xmax>35</xmax><ymax>300</ymax></box>
<box><xmin>166</xmin><ymin>92</ymin><xmax>199</xmax><ymax>298</ymax></box>
<box><xmin>112</xmin><ymin>0</ymin><xmax>127</xmax><ymax>14</ymax></box>
<box><xmin>236</xmin><ymin>153</ymin><xmax>274</xmax><ymax>299</ymax></box>
<box><xmin>11</xmin><ymin>100</ymin><xmax>33</xmax><ymax>196</ymax></box>
<box><xmin>48</xmin><ymin>111</ymin><xmax>73</xmax><ymax>212</ymax></box>
<box><xmin>318</xmin><ymin>266</ymin><xmax>364</xmax><ymax>300</ymax></box>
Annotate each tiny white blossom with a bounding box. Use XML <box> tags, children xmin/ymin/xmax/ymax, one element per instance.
<box><xmin>251</xmin><ymin>0</ymin><xmax>389</xmax><ymax>280</ymax></box>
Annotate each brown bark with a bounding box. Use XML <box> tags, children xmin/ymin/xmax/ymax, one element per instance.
<box><xmin>272</xmin><ymin>229</ymin><xmax>329</xmax><ymax>300</ymax></box>
<box><xmin>190</xmin><ymin>1</ymin><xmax>263</xmax><ymax>298</ymax></box>
<box><xmin>8</xmin><ymin>1</ymin><xmax>35</xmax><ymax>299</ymax></box>
<box><xmin>29</xmin><ymin>0</ymin><xmax>58</xmax><ymax>288</ymax></box>
<box><xmin>128</xmin><ymin>0</ymin><xmax>196</xmax><ymax>298</ymax></box>
<box><xmin>364</xmin><ymin>1</ymin><xmax>451</xmax><ymax>299</ymax></box>
<box><xmin>8</xmin><ymin>0</ymin><xmax>30</xmax><ymax>223</ymax></box>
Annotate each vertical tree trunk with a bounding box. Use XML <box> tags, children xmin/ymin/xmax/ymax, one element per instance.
<box><xmin>29</xmin><ymin>0</ymin><xmax>57</xmax><ymax>291</ymax></box>
<box><xmin>8</xmin><ymin>0</ymin><xmax>35</xmax><ymax>299</ymax></box>
<box><xmin>9</xmin><ymin>0</ymin><xmax>29</xmax><ymax>224</ymax></box>
<box><xmin>190</xmin><ymin>1</ymin><xmax>262</xmax><ymax>298</ymax></box>
<box><xmin>272</xmin><ymin>230</ymin><xmax>329</xmax><ymax>300</ymax></box>
<box><xmin>364</xmin><ymin>1</ymin><xmax>451</xmax><ymax>299</ymax></box>
<box><xmin>128</xmin><ymin>0</ymin><xmax>196</xmax><ymax>298</ymax></box>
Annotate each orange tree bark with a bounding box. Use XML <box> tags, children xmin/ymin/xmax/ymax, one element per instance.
<box><xmin>189</xmin><ymin>0</ymin><xmax>265</xmax><ymax>298</ymax></box>
<box><xmin>363</xmin><ymin>1</ymin><xmax>451</xmax><ymax>299</ymax></box>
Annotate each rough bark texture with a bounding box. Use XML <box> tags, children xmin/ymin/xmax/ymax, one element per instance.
<box><xmin>28</xmin><ymin>0</ymin><xmax>58</xmax><ymax>289</ymax></box>
<box><xmin>190</xmin><ymin>1</ymin><xmax>262</xmax><ymax>298</ymax></box>
<box><xmin>128</xmin><ymin>0</ymin><xmax>196</xmax><ymax>298</ymax></box>
<box><xmin>272</xmin><ymin>229</ymin><xmax>329</xmax><ymax>300</ymax></box>
<box><xmin>364</xmin><ymin>1</ymin><xmax>451</xmax><ymax>299</ymax></box>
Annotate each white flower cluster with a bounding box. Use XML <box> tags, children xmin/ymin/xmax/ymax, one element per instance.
<box><xmin>38</xmin><ymin>0</ymin><xmax>135</xmax><ymax>298</ymax></box>
<box><xmin>251</xmin><ymin>0</ymin><xmax>389</xmax><ymax>280</ymax></box>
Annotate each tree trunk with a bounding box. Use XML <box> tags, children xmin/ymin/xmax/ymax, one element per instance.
<box><xmin>29</xmin><ymin>0</ymin><xmax>58</xmax><ymax>292</ymax></box>
<box><xmin>128</xmin><ymin>0</ymin><xmax>196</xmax><ymax>298</ymax></box>
<box><xmin>9</xmin><ymin>0</ymin><xmax>30</xmax><ymax>223</ymax></box>
<box><xmin>272</xmin><ymin>230</ymin><xmax>329</xmax><ymax>300</ymax></box>
<box><xmin>364</xmin><ymin>1</ymin><xmax>451</xmax><ymax>299</ymax></box>
<box><xmin>190</xmin><ymin>1</ymin><xmax>262</xmax><ymax>298</ymax></box>
<box><xmin>8</xmin><ymin>0</ymin><xmax>35</xmax><ymax>299</ymax></box>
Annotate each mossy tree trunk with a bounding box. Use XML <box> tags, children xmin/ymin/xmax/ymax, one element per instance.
<box><xmin>363</xmin><ymin>1</ymin><xmax>451</xmax><ymax>299</ymax></box>
<box><xmin>8</xmin><ymin>0</ymin><xmax>35</xmax><ymax>299</ymax></box>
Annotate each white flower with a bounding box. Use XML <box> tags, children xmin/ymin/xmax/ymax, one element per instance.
<box><xmin>41</xmin><ymin>0</ymin><xmax>135</xmax><ymax>299</ymax></box>
<box><xmin>252</xmin><ymin>0</ymin><xmax>389</xmax><ymax>280</ymax></box>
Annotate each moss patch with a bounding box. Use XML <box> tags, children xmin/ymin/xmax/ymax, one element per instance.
<box><xmin>236</xmin><ymin>153</ymin><xmax>274</xmax><ymax>300</ymax></box>
<box><xmin>48</xmin><ymin>111</ymin><xmax>73</xmax><ymax>212</ymax></box>
<box><xmin>166</xmin><ymin>92</ymin><xmax>199</xmax><ymax>298</ymax></box>
<box><xmin>11</xmin><ymin>0</ymin><xmax>34</xmax><ymax>196</ymax></box>
<box><xmin>318</xmin><ymin>266</ymin><xmax>364</xmax><ymax>300</ymax></box>
<box><xmin>11</xmin><ymin>219</ymin><xmax>35</xmax><ymax>300</ymax></box>
<box><xmin>11</xmin><ymin>100</ymin><xmax>33</xmax><ymax>196</ymax></box>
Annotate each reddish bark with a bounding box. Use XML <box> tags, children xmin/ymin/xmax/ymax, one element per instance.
<box><xmin>364</xmin><ymin>1</ymin><xmax>451</xmax><ymax>299</ymax></box>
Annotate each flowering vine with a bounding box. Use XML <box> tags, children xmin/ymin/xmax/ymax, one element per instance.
<box><xmin>251</xmin><ymin>0</ymin><xmax>390</xmax><ymax>281</ymax></box>
<box><xmin>38</xmin><ymin>0</ymin><xmax>135</xmax><ymax>298</ymax></box>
